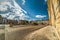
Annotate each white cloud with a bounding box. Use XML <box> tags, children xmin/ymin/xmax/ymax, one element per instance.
<box><xmin>0</xmin><ymin>0</ymin><xmax>29</xmax><ymax>20</ymax></box>
<box><xmin>0</xmin><ymin>5</ymin><xmax>7</xmax><ymax>11</ymax></box>
<box><xmin>0</xmin><ymin>2</ymin><xmax>13</xmax><ymax>11</ymax></box>
<box><xmin>0</xmin><ymin>14</ymin><xmax>7</xmax><ymax>17</ymax></box>
<box><xmin>0</xmin><ymin>2</ymin><xmax>8</xmax><ymax>11</ymax></box>
<box><xmin>36</xmin><ymin>15</ymin><xmax>46</xmax><ymax>18</ymax></box>
<box><xmin>45</xmin><ymin>0</ymin><xmax>47</xmax><ymax>2</ymax></box>
<box><xmin>7</xmin><ymin>15</ymin><xmax>15</xmax><ymax>19</ymax></box>
<box><xmin>22</xmin><ymin>0</ymin><xmax>26</xmax><ymax>5</ymax></box>
<box><xmin>13</xmin><ymin>0</ymin><xmax>27</xmax><ymax>14</ymax></box>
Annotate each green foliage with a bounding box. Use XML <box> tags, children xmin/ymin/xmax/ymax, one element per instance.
<box><xmin>32</xmin><ymin>22</ymin><xmax>38</xmax><ymax>25</ymax></box>
<box><xmin>0</xmin><ymin>15</ymin><xmax>2</xmax><ymax>20</ymax></box>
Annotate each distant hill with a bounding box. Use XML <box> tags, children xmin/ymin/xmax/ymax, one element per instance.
<box><xmin>0</xmin><ymin>15</ymin><xmax>49</xmax><ymax>27</ymax></box>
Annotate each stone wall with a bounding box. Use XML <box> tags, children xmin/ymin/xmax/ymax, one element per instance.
<box><xmin>48</xmin><ymin>0</ymin><xmax>60</xmax><ymax>38</ymax></box>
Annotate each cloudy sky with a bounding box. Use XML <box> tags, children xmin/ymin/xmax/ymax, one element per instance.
<box><xmin>0</xmin><ymin>0</ymin><xmax>48</xmax><ymax>20</ymax></box>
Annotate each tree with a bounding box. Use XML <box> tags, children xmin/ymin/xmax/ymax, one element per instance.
<box><xmin>32</xmin><ymin>22</ymin><xmax>38</xmax><ymax>25</ymax></box>
<box><xmin>0</xmin><ymin>15</ymin><xmax>2</xmax><ymax>20</ymax></box>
